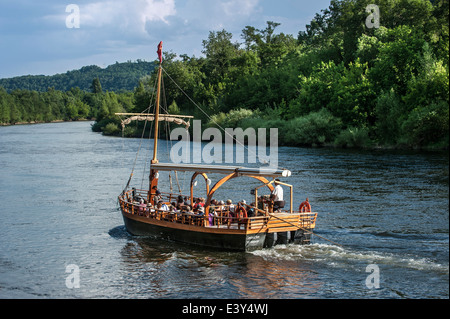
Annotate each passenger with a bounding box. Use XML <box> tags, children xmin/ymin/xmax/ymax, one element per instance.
<box><xmin>226</xmin><ymin>199</ymin><xmax>235</xmax><ymax>213</ymax></box>
<box><xmin>248</xmin><ymin>202</ymin><xmax>256</xmax><ymax>217</ymax></box>
<box><xmin>271</xmin><ymin>179</ymin><xmax>284</xmax><ymax>212</ymax></box>
<box><xmin>271</xmin><ymin>179</ymin><xmax>283</xmax><ymax>202</ymax></box>
<box><xmin>257</xmin><ymin>196</ymin><xmax>264</xmax><ymax>211</ymax></box>
<box><xmin>177</xmin><ymin>195</ymin><xmax>184</xmax><ymax>208</ymax></box>
<box><xmin>153</xmin><ymin>189</ymin><xmax>162</xmax><ymax>204</ymax></box>
<box><xmin>138</xmin><ymin>198</ymin><xmax>146</xmax><ymax>215</ymax></box>
<box><xmin>145</xmin><ymin>202</ymin><xmax>153</xmax><ymax>217</ymax></box>
<box><xmin>193</xmin><ymin>197</ymin><xmax>200</xmax><ymax>210</ymax></box>
<box><xmin>197</xmin><ymin>206</ymin><xmax>205</xmax><ymax>216</ymax></box>
<box><xmin>208</xmin><ymin>204</ymin><xmax>217</xmax><ymax>226</ymax></box>
<box><xmin>157</xmin><ymin>201</ymin><xmax>169</xmax><ymax>211</ymax></box>
<box><xmin>184</xmin><ymin>205</ymin><xmax>193</xmax><ymax>215</ymax></box>
<box><xmin>169</xmin><ymin>205</ymin><xmax>177</xmax><ymax>214</ymax></box>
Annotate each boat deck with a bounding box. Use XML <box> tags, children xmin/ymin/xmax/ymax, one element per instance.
<box><xmin>119</xmin><ymin>194</ymin><xmax>317</xmax><ymax>234</ymax></box>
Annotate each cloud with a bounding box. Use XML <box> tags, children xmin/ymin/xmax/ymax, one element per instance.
<box><xmin>221</xmin><ymin>0</ymin><xmax>260</xmax><ymax>17</ymax></box>
<box><xmin>79</xmin><ymin>0</ymin><xmax>176</xmax><ymax>36</ymax></box>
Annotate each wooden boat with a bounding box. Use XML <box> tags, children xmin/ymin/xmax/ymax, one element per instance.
<box><xmin>116</xmin><ymin>42</ymin><xmax>318</xmax><ymax>251</ymax></box>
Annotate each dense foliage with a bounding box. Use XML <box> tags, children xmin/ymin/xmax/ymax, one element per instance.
<box><xmin>1</xmin><ymin>0</ymin><xmax>448</xmax><ymax>150</ymax></box>
<box><xmin>0</xmin><ymin>84</ymin><xmax>134</xmax><ymax>126</ymax></box>
<box><xmin>0</xmin><ymin>60</ymin><xmax>155</xmax><ymax>92</ymax></box>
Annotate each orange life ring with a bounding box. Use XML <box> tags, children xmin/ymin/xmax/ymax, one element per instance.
<box><xmin>299</xmin><ymin>201</ymin><xmax>311</xmax><ymax>213</ymax></box>
<box><xmin>236</xmin><ymin>206</ymin><xmax>247</xmax><ymax>219</ymax></box>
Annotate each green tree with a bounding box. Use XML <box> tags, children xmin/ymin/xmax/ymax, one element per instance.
<box><xmin>202</xmin><ymin>29</ymin><xmax>240</xmax><ymax>90</ymax></box>
<box><xmin>91</xmin><ymin>77</ymin><xmax>103</xmax><ymax>94</ymax></box>
<box><xmin>0</xmin><ymin>87</ymin><xmax>11</xmax><ymax>123</ymax></box>
<box><xmin>369</xmin><ymin>25</ymin><xmax>426</xmax><ymax>96</ymax></box>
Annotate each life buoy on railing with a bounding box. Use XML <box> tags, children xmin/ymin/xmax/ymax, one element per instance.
<box><xmin>299</xmin><ymin>198</ymin><xmax>311</xmax><ymax>213</ymax></box>
<box><xmin>236</xmin><ymin>206</ymin><xmax>247</xmax><ymax>220</ymax></box>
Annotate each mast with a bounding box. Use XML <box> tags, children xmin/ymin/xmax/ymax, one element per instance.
<box><xmin>152</xmin><ymin>41</ymin><xmax>163</xmax><ymax>164</ymax></box>
<box><xmin>149</xmin><ymin>41</ymin><xmax>163</xmax><ymax>203</ymax></box>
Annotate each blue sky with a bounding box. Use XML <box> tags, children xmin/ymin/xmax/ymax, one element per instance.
<box><xmin>0</xmin><ymin>0</ymin><xmax>332</xmax><ymax>78</ymax></box>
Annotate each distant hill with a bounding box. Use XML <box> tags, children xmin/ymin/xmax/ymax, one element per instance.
<box><xmin>0</xmin><ymin>60</ymin><xmax>156</xmax><ymax>92</ymax></box>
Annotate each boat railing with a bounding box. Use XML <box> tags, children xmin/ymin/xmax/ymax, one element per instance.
<box><xmin>298</xmin><ymin>212</ymin><xmax>318</xmax><ymax>228</ymax></box>
<box><xmin>208</xmin><ymin>204</ymin><xmax>269</xmax><ymax>230</ymax></box>
<box><xmin>124</xmin><ymin>188</ymin><xmax>189</xmax><ymax>204</ymax></box>
<box><xmin>120</xmin><ymin>193</ymin><xmax>317</xmax><ymax>232</ymax></box>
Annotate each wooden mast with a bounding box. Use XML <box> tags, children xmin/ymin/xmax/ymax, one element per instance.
<box><xmin>148</xmin><ymin>41</ymin><xmax>163</xmax><ymax>203</ymax></box>
<box><xmin>152</xmin><ymin>66</ymin><xmax>162</xmax><ymax>164</ymax></box>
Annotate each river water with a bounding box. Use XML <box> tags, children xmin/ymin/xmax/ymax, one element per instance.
<box><xmin>0</xmin><ymin>121</ymin><xmax>448</xmax><ymax>300</ymax></box>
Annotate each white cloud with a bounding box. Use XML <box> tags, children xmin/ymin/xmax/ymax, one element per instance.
<box><xmin>81</xmin><ymin>0</ymin><xmax>176</xmax><ymax>35</ymax></box>
<box><xmin>221</xmin><ymin>0</ymin><xmax>260</xmax><ymax>17</ymax></box>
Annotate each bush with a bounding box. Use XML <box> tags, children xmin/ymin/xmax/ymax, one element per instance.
<box><xmin>207</xmin><ymin>108</ymin><xmax>259</xmax><ymax>129</ymax></box>
<box><xmin>400</xmin><ymin>100</ymin><xmax>449</xmax><ymax>148</ymax></box>
<box><xmin>374</xmin><ymin>89</ymin><xmax>404</xmax><ymax>145</ymax></box>
<box><xmin>283</xmin><ymin>108</ymin><xmax>342</xmax><ymax>146</ymax></box>
<box><xmin>102</xmin><ymin>122</ymin><xmax>120</xmax><ymax>136</ymax></box>
<box><xmin>334</xmin><ymin>127</ymin><xmax>373</xmax><ymax>149</ymax></box>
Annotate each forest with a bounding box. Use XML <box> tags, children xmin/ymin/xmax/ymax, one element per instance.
<box><xmin>1</xmin><ymin>0</ymin><xmax>448</xmax><ymax>150</ymax></box>
<box><xmin>0</xmin><ymin>60</ymin><xmax>155</xmax><ymax>92</ymax></box>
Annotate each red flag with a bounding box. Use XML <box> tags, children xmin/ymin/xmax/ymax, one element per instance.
<box><xmin>157</xmin><ymin>41</ymin><xmax>163</xmax><ymax>64</ymax></box>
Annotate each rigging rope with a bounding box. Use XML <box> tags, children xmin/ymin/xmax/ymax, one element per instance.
<box><xmin>161</xmin><ymin>67</ymin><xmax>268</xmax><ymax>165</ymax></box>
<box><xmin>123</xmin><ymin>74</ymin><xmax>158</xmax><ymax>193</ymax></box>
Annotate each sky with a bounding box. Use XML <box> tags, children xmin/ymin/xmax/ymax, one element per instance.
<box><xmin>0</xmin><ymin>0</ymin><xmax>332</xmax><ymax>78</ymax></box>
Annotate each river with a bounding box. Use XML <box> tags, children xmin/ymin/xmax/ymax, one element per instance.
<box><xmin>0</xmin><ymin>121</ymin><xmax>448</xmax><ymax>300</ymax></box>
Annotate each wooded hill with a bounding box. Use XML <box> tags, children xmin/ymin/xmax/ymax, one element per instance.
<box><xmin>0</xmin><ymin>60</ymin><xmax>155</xmax><ymax>92</ymax></box>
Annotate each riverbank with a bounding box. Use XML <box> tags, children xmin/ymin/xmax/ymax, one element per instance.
<box><xmin>91</xmin><ymin>116</ymin><xmax>449</xmax><ymax>152</ymax></box>
<box><xmin>0</xmin><ymin>118</ymin><xmax>92</xmax><ymax>126</ymax></box>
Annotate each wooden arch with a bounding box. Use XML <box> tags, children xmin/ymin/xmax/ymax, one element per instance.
<box><xmin>205</xmin><ymin>172</ymin><xmax>275</xmax><ymax>216</ymax></box>
<box><xmin>190</xmin><ymin>172</ymin><xmax>210</xmax><ymax>206</ymax></box>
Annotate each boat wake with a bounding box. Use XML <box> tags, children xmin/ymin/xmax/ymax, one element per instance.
<box><xmin>250</xmin><ymin>243</ymin><xmax>449</xmax><ymax>275</ymax></box>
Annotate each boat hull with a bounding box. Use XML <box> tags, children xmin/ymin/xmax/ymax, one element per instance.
<box><xmin>122</xmin><ymin>213</ymin><xmax>266</xmax><ymax>251</ymax></box>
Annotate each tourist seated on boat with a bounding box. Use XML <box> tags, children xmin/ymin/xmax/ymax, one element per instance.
<box><xmin>183</xmin><ymin>205</ymin><xmax>194</xmax><ymax>215</ymax></box>
<box><xmin>153</xmin><ymin>190</ymin><xmax>162</xmax><ymax>204</ymax></box>
<box><xmin>193</xmin><ymin>197</ymin><xmax>205</xmax><ymax>210</ymax></box>
<box><xmin>247</xmin><ymin>202</ymin><xmax>256</xmax><ymax>217</ymax></box>
<box><xmin>208</xmin><ymin>202</ymin><xmax>218</xmax><ymax>226</ymax></box>
<box><xmin>169</xmin><ymin>205</ymin><xmax>178</xmax><ymax>214</ymax></box>
<box><xmin>138</xmin><ymin>198</ymin><xmax>146</xmax><ymax>216</ymax></box>
<box><xmin>145</xmin><ymin>202</ymin><xmax>153</xmax><ymax>217</ymax></box>
<box><xmin>156</xmin><ymin>200</ymin><xmax>169</xmax><ymax>211</ymax></box>
<box><xmin>176</xmin><ymin>195</ymin><xmax>184</xmax><ymax>207</ymax></box>
<box><xmin>170</xmin><ymin>202</ymin><xmax>178</xmax><ymax>213</ymax></box>
<box><xmin>197</xmin><ymin>206</ymin><xmax>205</xmax><ymax>216</ymax></box>
<box><xmin>192</xmin><ymin>197</ymin><xmax>199</xmax><ymax>209</ymax></box>
<box><xmin>226</xmin><ymin>199</ymin><xmax>235</xmax><ymax>213</ymax></box>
